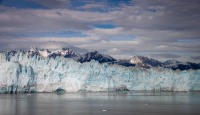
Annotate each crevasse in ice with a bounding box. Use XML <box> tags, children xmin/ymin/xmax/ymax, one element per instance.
<box><xmin>0</xmin><ymin>52</ymin><xmax>200</xmax><ymax>93</ymax></box>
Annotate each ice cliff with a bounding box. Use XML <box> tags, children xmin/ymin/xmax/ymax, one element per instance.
<box><xmin>0</xmin><ymin>52</ymin><xmax>200</xmax><ymax>93</ymax></box>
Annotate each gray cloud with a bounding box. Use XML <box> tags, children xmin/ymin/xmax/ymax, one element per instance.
<box><xmin>0</xmin><ymin>8</ymin><xmax>93</xmax><ymax>33</ymax></box>
<box><xmin>0</xmin><ymin>0</ymin><xmax>200</xmax><ymax>62</ymax></box>
<box><xmin>190</xmin><ymin>56</ymin><xmax>200</xmax><ymax>60</ymax></box>
<box><xmin>122</xmin><ymin>0</ymin><xmax>200</xmax><ymax>31</ymax></box>
<box><xmin>150</xmin><ymin>53</ymin><xmax>181</xmax><ymax>59</ymax></box>
<box><xmin>0</xmin><ymin>37</ymin><xmax>88</xmax><ymax>53</ymax></box>
<box><xmin>77</xmin><ymin>3</ymin><xmax>106</xmax><ymax>10</ymax></box>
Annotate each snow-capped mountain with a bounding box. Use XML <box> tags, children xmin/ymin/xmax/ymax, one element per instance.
<box><xmin>130</xmin><ymin>56</ymin><xmax>163</xmax><ymax>68</ymax></box>
<box><xmin>164</xmin><ymin>60</ymin><xmax>182</xmax><ymax>66</ymax></box>
<box><xmin>26</xmin><ymin>47</ymin><xmax>77</xmax><ymax>58</ymax></box>
<box><xmin>73</xmin><ymin>51</ymin><xmax>117</xmax><ymax>63</ymax></box>
<box><xmin>49</xmin><ymin>48</ymin><xmax>77</xmax><ymax>58</ymax></box>
<box><xmin>127</xmin><ymin>56</ymin><xmax>200</xmax><ymax>70</ymax></box>
<box><xmin>164</xmin><ymin>60</ymin><xmax>200</xmax><ymax>70</ymax></box>
<box><xmin>6</xmin><ymin>48</ymin><xmax>117</xmax><ymax>64</ymax></box>
<box><xmin>3</xmin><ymin>48</ymin><xmax>200</xmax><ymax>70</ymax></box>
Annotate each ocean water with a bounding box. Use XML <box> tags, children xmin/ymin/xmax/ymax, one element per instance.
<box><xmin>0</xmin><ymin>92</ymin><xmax>200</xmax><ymax>115</ymax></box>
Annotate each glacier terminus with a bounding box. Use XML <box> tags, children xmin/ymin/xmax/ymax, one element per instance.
<box><xmin>0</xmin><ymin>50</ymin><xmax>200</xmax><ymax>93</ymax></box>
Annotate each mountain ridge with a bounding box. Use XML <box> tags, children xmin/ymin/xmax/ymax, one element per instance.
<box><xmin>2</xmin><ymin>47</ymin><xmax>200</xmax><ymax>71</ymax></box>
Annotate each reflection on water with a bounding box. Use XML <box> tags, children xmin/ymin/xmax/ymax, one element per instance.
<box><xmin>0</xmin><ymin>92</ymin><xmax>200</xmax><ymax>115</ymax></box>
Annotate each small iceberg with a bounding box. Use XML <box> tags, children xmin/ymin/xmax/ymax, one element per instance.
<box><xmin>55</xmin><ymin>88</ymin><xmax>66</xmax><ymax>95</ymax></box>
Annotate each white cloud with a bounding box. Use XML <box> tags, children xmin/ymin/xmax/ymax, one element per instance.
<box><xmin>78</xmin><ymin>3</ymin><xmax>106</xmax><ymax>10</ymax></box>
<box><xmin>0</xmin><ymin>0</ymin><xmax>200</xmax><ymax>62</ymax></box>
<box><xmin>83</xmin><ymin>27</ymin><xmax>124</xmax><ymax>38</ymax></box>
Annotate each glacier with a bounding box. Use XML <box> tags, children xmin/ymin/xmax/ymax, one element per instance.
<box><xmin>0</xmin><ymin>52</ymin><xmax>200</xmax><ymax>93</ymax></box>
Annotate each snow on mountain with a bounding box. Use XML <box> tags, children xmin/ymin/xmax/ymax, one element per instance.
<box><xmin>26</xmin><ymin>47</ymin><xmax>78</xmax><ymax>58</ymax></box>
<box><xmin>128</xmin><ymin>56</ymin><xmax>200</xmax><ymax>70</ymax></box>
<box><xmin>130</xmin><ymin>56</ymin><xmax>163</xmax><ymax>68</ymax></box>
<box><xmin>4</xmin><ymin>49</ymin><xmax>200</xmax><ymax>70</ymax></box>
<box><xmin>26</xmin><ymin>47</ymin><xmax>40</xmax><ymax>56</ymax></box>
<box><xmin>110</xmin><ymin>59</ymin><xmax>135</xmax><ymax>67</ymax></box>
<box><xmin>38</xmin><ymin>49</ymin><xmax>51</xmax><ymax>57</ymax></box>
<box><xmin>49</xmin><ymin>48</ymin><xmax>77</xmax><ymax>58</ymax></box>
<box><xmin>164</xmin><ymin>60</ymin><xmax>182</xmax><ymax>67</ymax></box>
<box><xmin>164</xmin><ymin>60</ymin><xmax>200</xmax><ymax>70</ymax></box>
<box><xmin>0</xmin><ymin>51</ymin><xmax>200</xmax><ymax>93</ymax></box>
<box><xmin>24</xmin><ymin>48</ymin><xmax>116</xmax><ymax>64</ymax></box>
<box><xmin>73</xmin><ymin>51</ymin><xmax>117</xmax><ymax>63</ymax></box>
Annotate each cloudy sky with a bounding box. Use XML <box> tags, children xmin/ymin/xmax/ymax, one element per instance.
<box><xmin>0</xmin><ymin>0</ymin><xmax>200</xmax><ymax>62</ymax></box>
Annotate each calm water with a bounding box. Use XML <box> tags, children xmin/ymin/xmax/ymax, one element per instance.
<box><xmin>0</xmin><ymin>92</ymin><xmax>200</xmax><ymax>115</ymax></box>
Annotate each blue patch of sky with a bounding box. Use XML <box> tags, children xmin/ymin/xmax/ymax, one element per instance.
<box><xmin>69</xmin><ymin>0</ymin><xmax>134</xmax><ymax>12</ymax></box>
<box><xmin>106</xmin><ymin>0</ymin><xmax>133</xmax><ymax>7</ymax></box>
<box><xmin>94</xmin><ymin>24</ymin><xmax>117</xmax><ymax>29</ymax></box>
<box><xmin>0</xmin><ymin>0</ymin><xmax>46</xmax><ymax>9</ymax></box>
<box><xmin>0</xmin><ymin>0</ymin><xmax>134</xmax><ymax>11</ymax></box>
<box><xmin>108</xmin><ymin>35</ymin><xmax>135</xmax><ymax>41</ymax></box>
<box><xmin>14</xmin><ymin>31</ymin><xmax>88</xmax><ymax>38</ymax></box>
<box><xmin>68</xmin><ymin>0</ymin><xmax>86</xmax><ymax>8</ymax></box>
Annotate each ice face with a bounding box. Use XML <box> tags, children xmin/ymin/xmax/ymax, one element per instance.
<box><xmin>0</xmin><ymin>52</ymin><xmax>200</xmax><ymax>93</ymax></box>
